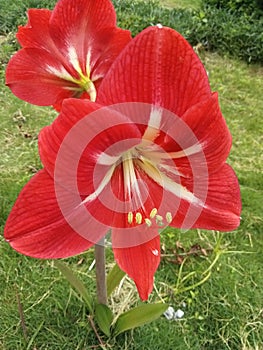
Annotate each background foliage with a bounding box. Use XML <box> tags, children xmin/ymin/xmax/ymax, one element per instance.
<box><xmin>0</xmin><ymin>0</ymin><xmax>262</xmax><ymax>63</ymax></box>
<box><xmin>203</xmin><ymin>0</ymin><xmax>263</xmax><ymax>16</ymax></box>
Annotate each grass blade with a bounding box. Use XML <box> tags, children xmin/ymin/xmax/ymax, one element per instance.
<box><xmin>54</xmin><ymin>260</ymin><xmax>93</xmax><ymax>313</ymax></box>
<box><xmin>106</xmin><ymin>263</ymin><xmax>126</xmax><ymax>296</ymax></box>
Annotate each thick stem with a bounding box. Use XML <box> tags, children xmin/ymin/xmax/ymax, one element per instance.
<box><xmin>95</xmin><ymin>242</ymin><xmax>107</xmax><ymax>305</ymax></box>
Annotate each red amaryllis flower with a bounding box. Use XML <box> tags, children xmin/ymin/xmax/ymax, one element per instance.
<box><xmin>4</xmin><ymin>26</ymin><xmax>241</xmax><ymax>300</ymax></box>
<box><xmin>5</xmin><ymin>0</ymin><xmax>131</xmax><ymax>110</ymax></box>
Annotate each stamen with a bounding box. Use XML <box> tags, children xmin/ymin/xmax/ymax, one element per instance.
<box><xmin>135</xmin><ymin>212</ymin><xmax>143</xmax><ymax>224</ymax></box>
<box><xmin>166</xmin><ymin>212</ymin><xmax>173</xmax><ymax>224</ymax></box>
<box><xmin>128</xmin><ymin>212</ymin><xmax>133</xmax><ymax>224</ymax></box>
<box><xmin>122</xmin><ymin>151</ymin><xmax>143</xmax><ymax>208</ymax></box>
<box><xmin>150</xmin><ymin>208</ymin><xmax>158</xmax><ymax>219</ymax></box>
<box><xmin>145</xmin><ymin>218</ymin><xmax>152</xmax><ymax>227</ymax></box>
<box><xmin>122</xmin><ymin>153</ymin><xmax>133</xmax><ymax>199</ymax></box>
<box><xmin>156</xmin><ymin>215</ymin><xmax>164</xmax><ymax>226</ymax></box>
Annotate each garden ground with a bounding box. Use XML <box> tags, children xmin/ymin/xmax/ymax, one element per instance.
<box><xmin>0</xmin><ymin>1</ymin><xmax>262</xmax><ymax>349</ymax></box>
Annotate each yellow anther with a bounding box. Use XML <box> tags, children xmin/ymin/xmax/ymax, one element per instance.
<box><xmin>127</xmin><ymin>212</ymin><xmax>133</xmax><ymax>224</ymax></box>
<box><xmin>135</xmin><ymin>212</ymin><xmax>143</xmax><ymax>224</ymax></box>
<box><xmin>150</xmin><ymin>208</ymin><xmax>158</xmax><ymax>219</ymax></box>
<box><xmin>156</xmin><ymin>215</ymin><xmax>164</xmax><ymax>226</ymax></box>
<box><xmin>156</xmin><ymin>214</ymin><xmax>163</xmax><ymax>222</ymax></box>
<box><xmin>145</xmin><ymin>218</ymin><xmax>152</xmax><ymax>227</ymax></box>
<box><xmin>166</xmin><ymin>212</ymin><xmax>172</xmax><ymax>224</ymax></box>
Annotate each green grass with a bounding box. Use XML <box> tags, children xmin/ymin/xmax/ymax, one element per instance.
<box><xmin>1</xmin><ymin>1</ymin><xmax>263</xmax><ymax>349</ymax></box>
<box><xmin>161</xmin><ymin>0</ymin><xmax>201</xmax><ymax>9</ymax></box>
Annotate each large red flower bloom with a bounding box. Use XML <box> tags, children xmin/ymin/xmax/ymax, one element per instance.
<box><xmin>4</xmin><ymin>26</ymin><xmax>241</xmax><ymax>300</ymax></box>
<box><xmin>5</xmin><ymin>0</ymin><xmax>131</xmax><ymax>110</ymax></box>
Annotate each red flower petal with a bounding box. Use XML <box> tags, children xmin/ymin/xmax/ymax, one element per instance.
<box><xmin>49</xmin><ymin>0</ymin><xmax>131</xmax><ymax>77</ymax></box>
<box><xmin>90</xmin><ymin>27</ymin><xmax>133</xmax><ymax>88</ymax></box>
<box><xmin>181</xmin><ymin>93</ymin><xmax>232</xmax><ymax>171</ymax></box>
<box><xmin>5</xmin><ymin>48</ymin><xmax>78</xmax><ymax>106</ymax></box>
<box><xmin>170</xmin><ymin>163</ymin><xmax>241</xmax><ymax>231</ymax></box>
<box><xmin>4</xmin><ymin>170</ymin><xmax>107</xmax><ymax>258</ymax></box>
<box><xmin>39</xmin><ymin>99</ymin><xmax>102</xmax><ymax>176</ymax></box>
<box><xmin>39</xmin><ymin>99</ymin><xmax>142</xmax><ymax>194</ymax></box>
<box><xmin>160</xmin><ymin>93</ymin><xmax>232</xmax><ymax>176</ymax></box>
<box><xmin>112</xmin><ymin>233</ymin><xmax>161</xmax><ymax>301</ymax></box>
<box><xmin>98</xmin><ymin>26</ymin><xmax>211</xmax><ymax>115</ymax></box>
<box><xmin>50</xmin><ymin>0</ymin><xmax>117</xmax><ymax>44</ymax></box>
<box><xmin>16</xmin><ymin>9</ymin><xmax>53</xmax><ymax>49</ymax></box>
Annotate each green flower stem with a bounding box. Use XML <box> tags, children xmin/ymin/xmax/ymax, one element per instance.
<box><xmin>95</xmin><ymin>242</ymin><xmax>107</xmax><ymax>305</ymax></box>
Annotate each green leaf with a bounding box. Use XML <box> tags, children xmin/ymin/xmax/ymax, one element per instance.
<box><xmin>106</xmin><ymin>263</ymin><xmax>126</xmax><ymax>296</ymax></box>
<box><xmin>113</xmin><ymin>303</ymin><xmax>169</xmax><ymax>336</ymax></box>
<box><xmin>54</xmin><ymin>260</ymin><xmax>93</xmax><ymax>313</ymax></box>
<box><xmin>95</xmin><ymin>303</ymin><xmax>114</xmax><ymax>337</ymax></box>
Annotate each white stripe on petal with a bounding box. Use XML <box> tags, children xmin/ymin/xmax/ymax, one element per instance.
<box><xmin>149</xmin><ymin>106</ymin><xmax>162</xmax><ymax>129</ymax></box>
<box><xmin>168</xmin><ymin>144</ymin><xmax>203</xmax><ymax>158</ymax></box>
<box><xmin>139</xmin><ymin>158</ymin><xmax>203</xmax><ymax>205</ymax></box>
<box><xmin>141</xmin><ymin>143</ymin><xmax>202</xmax><ymax>161</ymax></box>
<box><xmin>68</xmin><ymin>46</ymin><xmax>82</xmax><ymax>73</ymax></box>
<box><xmin>46</xmin><ymin>65</ymin><xmax>74</xmax><ymax>81</ymax></box>
<box><xmin>86</xmin><ymin>49</ymin><xmax>92</xmax><ymax>76</ymax></box>
<box><xmin>143</xmin><ymin>106</ymin><xmax>162</xmax><ymax>141</ymax></box>
<box><xmin>97</xmin><ymin>152</ymin><xmax>121</xmax><ymax>166</ymax></box>
<box><xmin>91</xmin><ymin>73</ymin><xmax>104</xmax><ymax>82</ymax></box>
<box><xmin>82</xmin><ymin>164</ymin><xmax>116</xmax><ymax>204</ymax></box>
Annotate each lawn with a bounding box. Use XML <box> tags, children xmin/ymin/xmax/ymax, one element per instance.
<box><xmin>0</xmin><ymin>0</ymin><xmax>262</xmax><ymax>349</ymax></box>
<box><xmin>161</xmin><ymin>0</ymin><xmax>201</xmax><ymax>9</ymax></box>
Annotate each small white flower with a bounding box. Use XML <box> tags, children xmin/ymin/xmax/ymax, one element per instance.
<box><xmin>163</xmin><ymin>306</ymin><xmax>185</xmax><ymax>320</ymax></box>
<box><xmin>163</xmin><ymin>306</ymin><xmax>175</xmax><ymax>320</ymax></box>
<box><xmin>174</xmin><ymin>309</ymin><xmax>184</xmax><ymax>319</ymax></box>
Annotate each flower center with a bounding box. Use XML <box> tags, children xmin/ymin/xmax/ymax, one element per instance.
<box><xmin>83</xmin><ymin>134</ymin><xmax>203</xmax><ymax>227</ymax></box>
<box><xmin>67</xmin><ymin>46</ymin><xmax>97</xmax><ymax>101</ymax></box>
<box><xmin>46</xmin><ymin>47</ymin><xmax>97</xmax><ymax>101</ymax></box>
<box><xmin>120</xmin><ymin>146</ymin><xmax>174</xmax><ymax>227</ymax></box>
<box><xmin>76</xmin><ymin>74</ymin><xmax>97</xmax><ymax>101</ymax></box>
